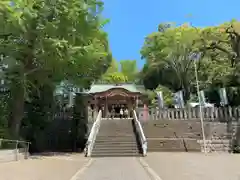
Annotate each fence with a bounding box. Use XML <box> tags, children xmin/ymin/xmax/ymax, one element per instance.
<box><xmin>136</xmin><ymin>107</ymin><xmax>240</xmax><ymax>121</ymax></box>
<box><xmin>0</xmin><ymin>139</ymin><xmax>30</xmax><ymax>163</ymax></box>
<box><xmin>54</xmin><ymin>108</ymin><xmax>97</xmax><ymax>122</ymax></box>
<box><xmin>54</xmin><ymin>107</ymin><xmax>73</xmax><ymax>121</ymax></box>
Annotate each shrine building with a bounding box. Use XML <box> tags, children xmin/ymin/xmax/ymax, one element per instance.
<box><xmin>85</xmin><ymin>83</ymin><xmax>148</xmax><ymax>118</ymax></box>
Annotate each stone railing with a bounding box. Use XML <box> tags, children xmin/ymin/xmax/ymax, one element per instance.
<box><xmin>133</xmin><ymin>110</ymin><xmax>147</xmax><ymax>156</ymax></box>
<box><xmin>136</xmin><ymin>107</ymin><xmax>240</xmax><ymax>121</ymax></box>
<box><xmin>85</xmin><ymin>110</ymin><xmax>102</xmax><ymax>157</ymax></box>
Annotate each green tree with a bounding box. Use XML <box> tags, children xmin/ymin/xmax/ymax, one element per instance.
<box><xmin>101</xmin><ymin>59</ymin><xmax>139</xmax><ymax>83</ymax></box>
<box><xmin>71</xmin><ymin>93</ymin><xmax>88</xmax><ymax>152</ymax></box>
<box><xmin>119</xmin><ymin>60</ymin><xmax>138</xmax><ymax>82</ymax></box>
<box><xmin>104</xmin><ymin>72</ymin><xmax>127</xmax><ymax>83</ymax></box>
<box><xmin>105</xmin><ymin>58</ymin><xmax>119</xmax><ymax>74</ymax></box>
<box><xmin>141</xmin><ymin>24</ymin><xmax>201</xmax><ymax>100</ymax></box>
<box><xmin>0</xmin><ymin>0</ymin><xmax>111</xmax><ymax>138</ymax></box>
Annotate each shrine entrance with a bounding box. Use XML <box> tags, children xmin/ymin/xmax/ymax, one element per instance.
<box><xmin>86</xmin><ymin>84</ymin><xmax>147</xmax><ymax>119</ymax></box>
<box><xmin>108</xmin><ymin>103</ymin><xmax>128</xmax><ymax>118</ymax></box>
<box><xmin>98</xmin><ymin>93</ymin><xmax>133</xmax><ymax>118</ymax></box>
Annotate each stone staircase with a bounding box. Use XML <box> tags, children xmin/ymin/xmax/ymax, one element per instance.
<box><xmin>91</xmin><ymin>119</ymin><xmax>142</xmax><ymax>157</ymax></box>
<box><xmin>198</xmin><ymin>139</ymin><xmax>231</xmax><ymax>153</ymax></box>
<box><xmin>141</xmin><ymin>120</ymin><xmax>202</xmax><ymax>152</ymax></box>
<box><xmin>140</xmin><ymin>120</ymin><xmax>235</xmax><ymax>152</ymax></box>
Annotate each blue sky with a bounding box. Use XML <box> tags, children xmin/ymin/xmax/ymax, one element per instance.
<box><xmin>102</xmin><ymin>0</ymin><xmax>240</xmax><ymax>69</ymax></box>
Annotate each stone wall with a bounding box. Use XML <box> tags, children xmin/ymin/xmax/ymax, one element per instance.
<box><xmin>141</xmin><ymin>120</ymin><xmax>239</xmax><ymax>152</ymax></box>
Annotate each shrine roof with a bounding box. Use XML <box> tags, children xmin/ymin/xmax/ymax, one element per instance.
<box><xmin>85</xmin><ymin>84</ymin><xmax>144</xmax><ymax>94</ymax></box>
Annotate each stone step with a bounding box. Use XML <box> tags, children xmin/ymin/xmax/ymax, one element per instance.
<box><xmin>99</xmin><ymin>126</ymin><xmax>133</xmax><ymax>128</ymax></box>
<box><xmin>95</xmin><ymin>136</ymin><xmax>136</xmax><ymax>139</ymax></box>
<box><xmin>99</xmin><ymin>127</ymin><xmax>133</xmax><ymax>129</ymax></box>
<box><xmin>92</xmin><ymin>148</ymin><xmax>140</xmax><ymax>152</ymax></box>
<box><xmin>94</xmin><ymin>141</ymin><xmax>137</xmax><ymax>145</ymax></box>
<box><xmin>97</xmin><ymin>133</ymin><xmax>135</xmax><ymax>135</ymax></box>
<box><xmin>94</xmin><ymin>140</ymin><xmax>137</xmax><ymax>143</ymax></box>
<box><xmin>98</xmin><ymin>131</ymin><xmax>134</xmax><ymax>134</ymax></box>
<box><xmin>146</xmin><ymin>139</ymin><xmax>201</xmax><ymax>152</ymax></box>
<box><xmin>141</xmin><ymin>121</ymin><xmax>230</xmax><ymax>139</ymax></box>
<box><xmin>94</xmin><ymin>144</ymin><xmax>138</xmax><ymax>148</ymax></box>
<box><xmin>100</xmin><ymin>125</ymin><xmax>133</xmax><ymax>127</ymax></box>
<box><xmin>94</xmin><ymin>143</ymin><xmax>137</xmax><ymax>146</ymax></box>
<box><xmin>147</xmin><ymin>148</ymin><xmax>201</xmax><ymax>152</ymax></box>
<box><xmin>97</xmin><ymin>134</ymin><xmax>135</xmax><ymax>136</ymax></box>
<box><xmin>91</xmin><ymin>153</ymin><xmax>142</xmax><ymax>157</ymax></box>
<box><xmin>94</xmin><ymin>144</ymin><xmax>138</xmax><ymax>150</ymax></box>
<box><xmin>98</xmin><ymin>134</ymin><xmax>134</xmax><ymax>136</ymax></box>
<box><xmin>144</xmin><ymin>131</ymin><xmax>203</xmax><ymax>139</ymax></box>
<box><xmin>95</xmin><ymin>137</ymin><xmax>136</xmax><ymax>141</ymax></box>
<box><xmin>94</xmin><ymin>143</ymin><xmax>139</xmax><ymax>148</ymax></box>
<box><xmin>98</xmin><ymin>132</ymin><xmax>133</xmax><ymax>134</ymax></box>
<box><xmin>90</xmin><ymin>118</ymin><xmax>140</xmax><ymax>157</ymax></box>
<box><xmin>99</xmin><ymin>127</ymin><xmax>133</xmax><ymax>128</ymax></box>
<box><xmin>98</xmin><ymin>130</ymin><xmax>134</xmax><ymax>133</ymax></box>
<box><xmin>201</xmin><ymin>140</ymin><xmax>230</xmax><ymax>143</ymax></box>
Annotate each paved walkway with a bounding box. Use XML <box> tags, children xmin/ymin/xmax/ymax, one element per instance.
<box><xmin>145</xmin><ymin>152</ymin><xmax>240</xmax><ymax>180</ymax></box>
<box><xmin>0</xmin><ymin>154</ymin><xmax>89</xmax><ymax>180</ymax></box>
<box><xmin>1</xmin><ymin>153</ymin><xmax>240</xmax><ymax>180</ymax></box>
<box><xmin>76</xmin><ymin>157</ymin><xmax>154</xmax><ymax>180</ymax></box>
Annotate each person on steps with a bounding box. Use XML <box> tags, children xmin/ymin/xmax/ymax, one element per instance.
<box><xmin>120</xmin><ymin>108</ymin><xmax>123</xmax><ymax>119</ymax></box>
<box><xmin>124</xmin><ymin>108</ymin><xmax>129</xmax><ymax>119</ymax></box>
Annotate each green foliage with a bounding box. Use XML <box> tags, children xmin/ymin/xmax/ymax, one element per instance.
<box><xmin>71</xmin><ymin>93</ymin><xmax>88</xmax><ymax>152</ymax></box>
<box><xmin>140</xmin><ymin>21</ymin><xmax>240</xmax><ymax>104</ymax></box>
<box><xmin>140</xmin><ymin>20</ymin><xmax>240</xmax><ymax>151</ymax></box>
<box><xmin>119</xmin><ymin>60</ymin><xmax>138</xmax><ymax>82</ymax></box>
<box><xmin>145</xmin><ymin>85</ymin><xmax>173</xmax><ymax>107</ymax></box>
<box><xmin>141</xmin><ymin>25</ymin><xmax>200</xmax><ymax>100</ymax></box>
<box><xmin>101</xmin><ymin>59</ymin><xmax>128</xmax><ymax>83</ymax></box>
<box><xmin>21</xmin><ymin>83</ymin><xmax>63</xmax><ymax>152</ymax></box>
<box><xmin>0</xmin><ymin>0</ymin><xmax>111</xmax><ymax>138</ymax></box>
<box><xmin>0</xmin><ymin>93</ymin><xmax>10</xmax><ymax>138</ymax></box>
<box><xmin>101</xmin><ymin>59</ymin><xmax>138</xmax><ymax>83</ymax></box>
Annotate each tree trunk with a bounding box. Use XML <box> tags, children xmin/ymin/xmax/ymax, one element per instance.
<box><xmin>8</xmin><ymin>82</ymin><xmax>25</xmax><ymax>139</ymax></box>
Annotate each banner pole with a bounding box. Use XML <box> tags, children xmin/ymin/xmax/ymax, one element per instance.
<box><xmin>194</xmin><ymin>61</ymin><xmax>207</xmax><ymax>153</ymax></box>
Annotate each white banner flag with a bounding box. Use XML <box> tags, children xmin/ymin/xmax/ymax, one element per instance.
<box><xmin>173</xmin><ymin>90</ymin><xmax>184</xmax><ymax>108</ymax></box>
<box><xmin>156</xmin><ymin>91</ymin><xmax>164</xmax><ymax>108</ymax></box>
<box><xmin>68</xmin><ymin>92</ymin><xmax>74</xmax><ymax>107</ymax></box>
<box><xmin>219</xmin><ymin>88</ymin><xmax>228</xmax><ymax>105</ymax></box>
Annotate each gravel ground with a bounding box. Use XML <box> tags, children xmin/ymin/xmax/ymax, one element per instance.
<box><xmin>0</xmin><ymin>154</ymin><xmax>89</xmax><ymax>180</ymax></box>
<box><xmin>144</xmin><ymin>152</ymin><xmax>240</xmax><ymax>180</ymax></box>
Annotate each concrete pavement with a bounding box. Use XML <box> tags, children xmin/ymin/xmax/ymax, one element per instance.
<box><xmin>76</xmin><ymin>157</ymin><xmax>154</xmax><ymax>180</ymax></box>
<box><xmin>144</xmin><ymin>152</ymin><xmax>240</xmax><ymax>180</ymax></box>
<box><xmin>0</xmin><ymin>154</ymin><xmax>89</xmax><ymax>180</ymax></box>
<box><xmin>1</xmin><ymin>152</ymin><xmax>240</xmax><ymax>180</ymax></box>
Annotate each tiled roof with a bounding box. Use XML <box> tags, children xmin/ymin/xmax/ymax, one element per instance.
<box><xmin>85</xmin><ymin>84</ymin><xmax>144</xmax><ymax>94</ymax></box>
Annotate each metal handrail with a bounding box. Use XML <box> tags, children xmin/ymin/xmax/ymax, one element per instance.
<box><xmin>85</xmin><ymin>110</ymin><xmax>102</xmax><ymax>157</ymax></box>
<box><xmin>0</xmin><ymin>138</ymin><xmax>31</xmax><ymax>161</ymax></box>
<box><xmin>133</xmin><ymin>110</ymin><xmax>147</xmax><ymax>156</ymax></box>
<box><xmin>0</xmin><ymin>138</ymin><xmax>31</xmax><ymax>144</ymax></box>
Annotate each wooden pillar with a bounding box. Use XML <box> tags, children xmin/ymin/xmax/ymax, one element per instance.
<box><xmin>126</xmin><ymin>96</ymin><xmax>131</xmax><ymax>118</ymax></box>
<box><xmin>105</xmin><ymin>96</ymin><xmax>108</xmax><ymax>118</ymax></box>
<box><xmin>136</xmin><ymin>95</ymin><xmax>139</xmax><ymax>108</ymax></box>
<box><xmin>143</xmin><ymin>104</ymin><xmax>148</xmax><ymax>121</ymax></box>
